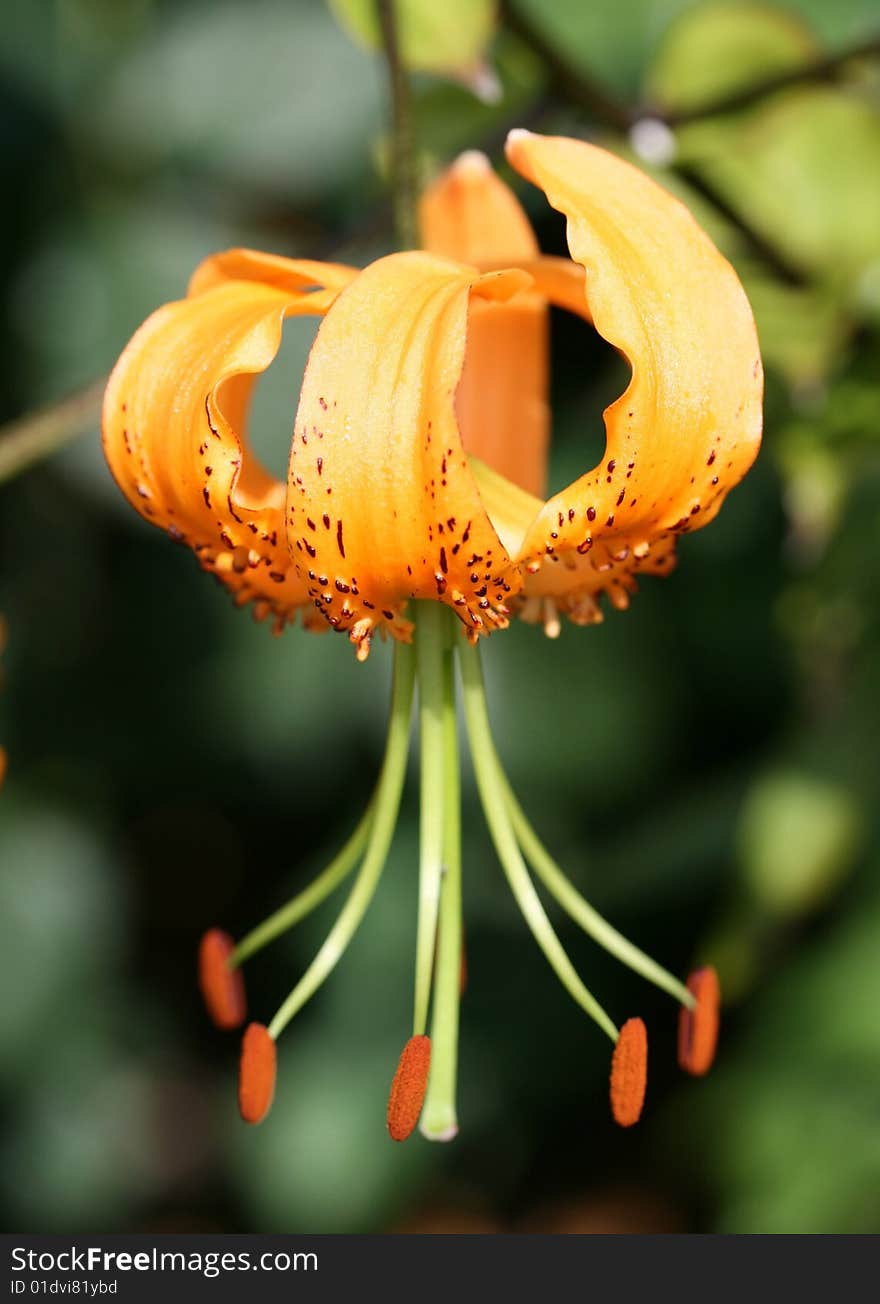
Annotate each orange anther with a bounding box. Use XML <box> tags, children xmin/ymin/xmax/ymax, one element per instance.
<box><xmin>678</xmin><ymin>966</ymin><xmax>720</xmax><ymax>1076</ymax></box>
<box><xmin>386</xmin><ymin>1035</ymin><xmax>432</xmax><ymax>1142</ymax></box>
<box><xmin>198</xmin><ymin>928</ymin><xmax>246</xmax><ymax>1030</ymax></box>
<box><xmin>238</xmin><ymin>1023</ymin><xmax>276</xmax><ymax>1124</ymax></box>
<box><xmin>610</xmin><ymin>1017</ymin><xmax>647</xmax><ymax>1127</ymax></box>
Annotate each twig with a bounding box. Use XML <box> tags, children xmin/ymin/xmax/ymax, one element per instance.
<box><xmin>499</xmin><ymin>0</ymin><xmax>633</xmax><ymax>132</ymax></box>
<box><xmin>500</xmin><ymin>0</ymin><xmax>809</xmax><ymax>285</ymax></box>
<box><xmin>657</xmin><ymin>34</ymin><xmax>880</xmax><ymax>127</ymax></box>
<box><xmin>0</xmin><ymin>380</ymin><xmax>105</xmax><ymax>485</ymax></box>
<box><xmin>376</xmin><ymin>0</ymin><xmax>418</xmax><ymax>249</ymax></box>
<box><xmin>672</xmin><ymin>162</ymin><xmax>806</xmax><ymax>286</ymax></box>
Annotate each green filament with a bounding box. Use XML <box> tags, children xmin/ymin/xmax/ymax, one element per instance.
<box><xmin>503</xmin><ymin>775</ymin><xmax>695</xmax><ymax>1010</ymax></box>
<box><xmin>230</xmin><ymin>805</ymin><xmax>374</xmax><ymax>968</ymax></box>
<box><xmin>458</xmin><ymin>635</ymin><xmax>619</xmax><ymax>1045</ymax></box>
<box><xmin>267</xmin><ymin>642</ymin><xmax>415</xmax><ymax>1040</ymax></box>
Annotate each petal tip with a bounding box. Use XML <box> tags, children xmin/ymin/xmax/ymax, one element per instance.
<box><xmin>505</xmin><ymin>127</ymin><xmax>536</xmax><ymax>147</ymax></box>
<box><xmin>453</xmin><ymin>149</ymin><xmax>492</xmax><ymax>176</ymax></box>
<box><xmin>505</xmin><ymin>128</ymin><xmax>539</xmax><ymax>181</ymax></box>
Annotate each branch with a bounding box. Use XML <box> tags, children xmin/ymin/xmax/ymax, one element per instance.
<box><xmin>376</xmin><ymin>0</ymin><xmax>418</xmax><ymax>249</ymax></box>
<box><xmin>657</xmin><ymin>34</ymin><xmax>880</xmax><ymax>127</ymax></box>
<box><xmin>500</xmin><ymin>0</ymin><xmax>809</xmax><ymax>285</ymax></box>
<box><xmin>0</xmin><ymin>380</ymin><xmax>105</xmax><ymax>486</ymax></box>
<box><xmin>499</xmin><ymin>0</ymin><xmax>633</xmax><ymax>132</ymax></box>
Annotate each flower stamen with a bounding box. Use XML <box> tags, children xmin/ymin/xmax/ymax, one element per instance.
<box><xmin>610</xmin><ymin>1017</ymin><xmax>648</xmax><ymax>1127</ymax></box>
<box><xmin>229</xmin><ymin>803</ymin><xmax>374</xmax><ymax>968</ymax></box>
<box><xmin>501</xmin><ymin>772</ymin><xmax>696</xmax><ymax>1010</ymax></box>
<box><xmin>387</xmin><ymin>1034</ymin><xmax>432</xmax><ymax>1141</ymax></box>
<box><xmin>238</xmin><ymin>1023</ymin><xmax>276</xmax><ymax>1124</ymax></box>
<box><xmin>198</xmin><ymin>928</ymin><xmax>246</xmax><ymax>1029</ymax></box>
<box><xmin>459</xmin><ymin>634</ymin><xmax>619</xmax><ymax>1045</ymax></box>
<box><xmin>678</xmin><ymin>965</ymin><xmax>720</xmax><ymax>1076</ymax></box>
<box><xmin>265</xmin><ymin>645</ymin><xmax>415</xmax><ymax>1042</ymax></box>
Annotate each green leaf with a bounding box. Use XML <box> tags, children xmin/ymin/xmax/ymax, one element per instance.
<box><xmin>686</xmin><ymin>88</ymin><xmax>880</xmax><ymax>287</ymax></box>
<box><xmin>737</xmin><ymin>769</ymin><xmax>864</xmax><ymax>916</ymax></box>
<box><xmin>328</xmin><ymin>0</ymin><xmax>498</xmax><ymax>92</ymax></box>
<box><xmin>646</xmin><ymin>1</ymin><xmax>819</xmax><ymax>113</ymax></box>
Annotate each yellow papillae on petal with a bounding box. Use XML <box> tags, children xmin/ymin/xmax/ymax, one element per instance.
<box><xmin>505</xmin><ymin>131</ymin><xmax>763</xmax><ymax>626</ymax></box>
<box><xmin>103</xmin><ymin>250</ymin><xmax>356</xmax><ymax>631</ymax></box>
<box><xmin>288</xmin><ymin>251</ymin><xmax>531</xmax><ymax>656</ymax></box>
<box><xmin>420</xmin><ymin>152</ymin><xmax>550</xmax><ymax>498</ymax></box>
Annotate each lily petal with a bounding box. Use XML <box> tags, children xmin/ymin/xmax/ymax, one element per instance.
<box><xmin>419</xmin><ymin>150</ymin><xmax>538</xmax><ymax>265</ymax></box>
<box><xmin>189</xmin><ymin>247</ymin><xmax>355</xmax><ymax>297</ymax></box>
<box><xmin>288</xmin><ymin>251</ymin><xmax>531</xmax><ymax>654</ymax></box>
<box><xmin>505</xmin><ymin>131</ymin><xmax>763</xmax><ymax>623</ymax></box>
<box><xmin>103</xmin><ymin>252</ymin><xmax>356</xmax><ymax>630</ymax></box>
<box><xmin>420</xmin><ymin>151</ymin><xmax>549</xmax><ymax>497</ymax></box>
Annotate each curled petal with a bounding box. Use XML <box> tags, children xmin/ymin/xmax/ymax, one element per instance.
<box><xmin>421</xmin><ymin>152</ymin><xmax>549</xmax><ymax>498</ymax></box>
<box><xmin>103</xmin><ymin>252</ymin><xmax>356</xmax><ymax>630</ymax></box>
<box><xmin>505</xmin><ymin>131</ymin><xmax>763</xmax><ymax>621</ymax></box>
<box><xmin>189</xmin><ymin>247</ymin><xmax>356</xmax><ymax>298</ymax></box>
<box><xmin>288</xmin><ymin>251</ymin><xmax>530</xmax><ymax>651</ymax></box>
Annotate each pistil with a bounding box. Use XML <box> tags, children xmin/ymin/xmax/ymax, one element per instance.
<box><xmin>413</xmin><ymin>601</ymin><xmax>450</xmax><ymax>1036</ymax></box>
<box><xmin>420</xmin><ymin>614</ymin><xmax>462</xmax><ymax>1141</ymax></box>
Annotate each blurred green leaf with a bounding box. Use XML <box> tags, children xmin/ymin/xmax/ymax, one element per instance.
<box><xmin>646</xmin><ymin>0</ymin><xmax>818</xmax><ymax>112</ymax></box>
<box><xmin>737</xmin><ymin>269</ymin><xmax>848</xmax><ymax>388</ymax></box>
<box><xmin>737</xmin><ymin>769</ymin><xmax>864</xmax><ymax>916</ymax></box>
<box><xmin>683</xmin><ymin>88</ymin><xmax>880</xmax><ymax>288</ymax></box>
<box><xmin>329</xmin><ymin>0</ymin><xmax>498</xmax><ymax>97</ymax></box>
<box><xmin>670</xmin><ymin>881</ymin><xmax>880</xmax><ymax>1232</ymax></box>
<box><xmin>0</xmin><ymin>804</ymin><xmax>125</xmax><ymax>1068</ymax></box>
<box><xmin>80</xmin><ymin>0</ymin><xmax>382</xmax><ymax>201</ymax></box>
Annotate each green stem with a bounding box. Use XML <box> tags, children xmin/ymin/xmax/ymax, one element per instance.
<box><xmin>458</xmin><ymin>637</ymin><xmax>618</xmax><ymax>1044</ymax></box>
<box><xmin>420</xmin><ymin>625</ymin><xmax>462</xmax><ymax>1141</ymax></box>
<box><xmin>230</xmin><ymin>804</ymin><xmax>374</xmax><ymax>967</ymax></box>
<box><xmin>267</xmin><ymin>642</ymin><xmax>415</xmax><ymax>1040</ymax></box>
<box><xmin>413</xmin><ymin>602</ymin><xmax>448</xmax><ymax>1034</ymax></box>
<box><xmin>502</xmin><ymin>776</ymin><xmax>695</xmax><ymax>1009</ymax></box>
<box><xmin>376</xmin><ymin>0</ymin><xmax>418</xmax><ymax>249</ymax></box>
<box><xmin>0</xmin><ymin>380</ymin><xmax>104</xmax><ymax>485</ymax></box>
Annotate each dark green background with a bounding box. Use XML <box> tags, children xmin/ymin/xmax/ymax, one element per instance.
<box><xmin>1</xmin><ymin>0</ymin><xmax>879</xmax><ymax>1234</ymax></box>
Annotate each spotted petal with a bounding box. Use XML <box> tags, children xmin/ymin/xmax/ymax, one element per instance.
<box><xmin>287</xmin><ymin>251</ymin><xmax>532</xmax><ymax>656</ymax></box>
<box><xmin>103</xmin><ymin>250</ymin><xmax>356</xmax><ymax>631</ymax></box>
<box><xmin>420</xmin><ymin>151</ymin><xmax>550</xmax><ymax>497</ymax></box>
<box><xmin>505</xmin><ymin>131</ymin><xmax>763</xmax><ymax>625</ymax></box>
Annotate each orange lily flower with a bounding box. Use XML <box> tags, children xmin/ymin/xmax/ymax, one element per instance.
<box><xmin>104</xmin><ymin>132</ymin><xmax>761</xmax><ymax>1138</ymax></box>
